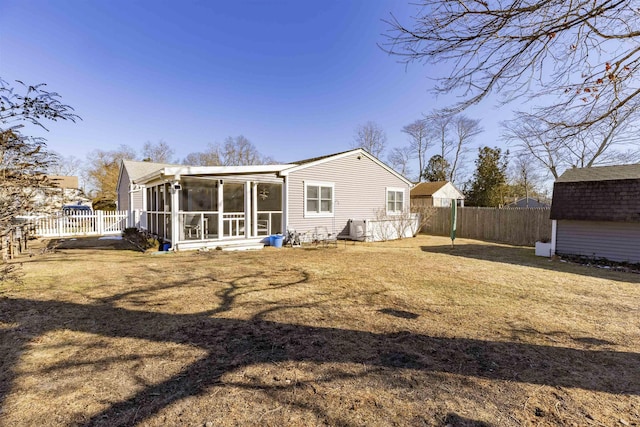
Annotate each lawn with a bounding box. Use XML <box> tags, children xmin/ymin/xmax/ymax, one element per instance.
<box><xmin>0</xmin><ymin>235</ymin><xmax>638</xmax><ymax>426</ymax></box>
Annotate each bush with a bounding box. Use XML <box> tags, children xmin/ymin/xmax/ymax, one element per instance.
<box><xmin>92</xmin><ymin>198</ymin><xmax>116</xmax><ymax>211</ymax></box>
<box><xmin>122</xmin><ymin>228</ymin><xmax>157</xmax><ymax>251</ymax></box>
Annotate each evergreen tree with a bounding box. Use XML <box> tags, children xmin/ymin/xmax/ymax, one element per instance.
<box><xmin>465</xmin><ymin>147</ymin><xmax>508</xmax><ymax>207</ymax></box>
<box><xmin>421</xmin><ymin>155</ymin><xmax>450</xmax><ymax>182</ymax></box>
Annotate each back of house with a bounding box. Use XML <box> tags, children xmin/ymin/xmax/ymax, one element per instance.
<box><xmin>282</xmin><ymin>149</ymin><xmax>413</xmax><ymax>239</ymax></box>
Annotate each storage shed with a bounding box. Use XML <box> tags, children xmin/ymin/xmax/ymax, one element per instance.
<box><xmin>410</xmin><ymin>181</ymin><xmax>464</xmax><ymax>208</ymax></box>
<box><xmin>550</xmin><ymin>164</ymin><xmax>640</xmax><ymax>263</ymax></box>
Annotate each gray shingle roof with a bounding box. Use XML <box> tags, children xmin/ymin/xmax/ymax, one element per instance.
<box><xmin>556</xmin><ymin>163</ymin><xmax>640</xmax><ymax>182</ymax></box>
<box><xmin>122</xmin><ymin>160</ymin><xmax>181</xmax><ymax>182</ymax></box>
<box><xmin>550</xmin><ymin>164</ymin><xmax>640</xmax><ymax>222</ymax></box>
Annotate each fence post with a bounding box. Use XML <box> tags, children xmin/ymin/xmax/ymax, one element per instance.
<box><xmin>57</xmin><ymin>215</ymin><xmax>64</xmax><ymax>237</ymax></box>
<box><xmin>97</xmin><ymin>210</ymin><xmax>104</xmax><ymax>235</ymax></box>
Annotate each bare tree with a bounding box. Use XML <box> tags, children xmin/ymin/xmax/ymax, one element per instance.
<box><xmin>351</xmin><ymin>121</ymin><xmax>387</xmax><ymax>158</ymax></box>
<box><xmin>502</xmin><ymin>111</ymin><xmax>640</xmax><ymax>179</ymax></box>
<box><xmin>426</xmin><ymin>112</ymin><xmax>482</xmax><ymax>183</ymax></box>
<box><xmin>387</xmin><ymin>146</ymin><xmax>413</xmax><ymax>179</ymax></box>
<box><xmin>0</xmin><ymin>79</ymin><xmax>78</xmax><ymax>279</ymax></box>
<box><xmin>449</xmin><ymin>115</ymin><xmax>483</xmax><ymax>183</ymax></box>
<box><xmin>85</xmin><ymin>145</ymin><xmax>137</xmax><ymax>203</ymax></box>
<box><xmin>221</xmin><ymin>135</ymin><xmax>264</xmax><ymax>166</ymax></box>
<box><xmin>383</xmin><ymin>1</ymin><xmax>640</xmax><ymax>169</ymax></box>
<box><xmin>48</xmin><ymin>152</ymin><xmax>82</xmax><ymax>176</ymax></box>
<box><xmin>0</xmin><ymin>80</ymin><xmax>78</xmax><ymax>226</ymax></box>
<box><xmin>182</xmin><ymin>143</ymin><xmax>222</xmax><ymax>166</ymax></box>
<box><xmin>182</xmin><ymin>136</ymin><xmax>273</xmax><ymax>167</ymax></box>
<box><xmin>142</xmin><ymin>140</ymin><xmax>175</xmax><ymax>163</ymax></box>
<box><xmin>401</xmin><ymin>119</ymin><xmax>430</xmax><ymax>179</ymax></box>
<box><xmin>508</xmin><ymin>153</ymin><xmax>544</xmax><ymax>205</ymax></box>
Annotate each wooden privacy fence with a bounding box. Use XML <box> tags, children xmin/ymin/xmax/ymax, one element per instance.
<box><xmin>32</xmin><ymin>210</ymin><xmax>129</xmax><ymax>238</ymax></box>
<box><xmin>421</xmin><ymin>207</ymin><xmax>552</xmax><ymax>246</ymax></box>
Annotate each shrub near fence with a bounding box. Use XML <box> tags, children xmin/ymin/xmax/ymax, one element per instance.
<box><xmin>421</xmin><ymin>207</ymin><xmax>552</xmax><ymax>247</ymax></box>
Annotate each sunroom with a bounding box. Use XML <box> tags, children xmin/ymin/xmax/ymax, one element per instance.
<box><xmin>136</xmin><ymin>165</ymin><xmax>289</xmax><ymax>250</ymax></box>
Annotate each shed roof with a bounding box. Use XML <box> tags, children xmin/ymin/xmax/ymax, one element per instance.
<box><xmin>555</xmin><ymin>163</ymin><xmax>640</xmax><ymax>182</ymax></box>
<box><xmin>550</xmin><ymin>164</ymin><xmax>640</xmax><ymax>222</ymax></box>
<box><xmin>410</xmin><ymin>181</ymin><xmax>464</xmax><ymax>198</ymax></box>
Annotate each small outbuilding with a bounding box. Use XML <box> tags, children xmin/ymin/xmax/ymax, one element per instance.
<box><xmin>550</xmin><ymin>164</ymin><xmax>640</xmax><ymax>263</ymax></box>
<box><xmin>410</xmin><ymin>181</ymin><xmax>464</xmax><ymax>208</ymax></box>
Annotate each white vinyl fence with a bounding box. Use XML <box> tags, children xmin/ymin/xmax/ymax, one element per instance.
<box><xmin>33</xmin><ymin>210</ymin><xmax>129</xmax><ymax>237</ymax></box>
<box><xmin>349</xmin><ymin>214</ymin><xmax>420</xmax><ymax>242</ymax></box>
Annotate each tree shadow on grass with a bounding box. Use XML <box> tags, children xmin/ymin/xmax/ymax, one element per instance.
<box><xmin>0</xmin><ymin>294</ymin><xmax>638</xmax><ymax>426</ymax></box>
<box><xmin>420</xmin><ymin>243</ymin><xmax>640</xmax><ymax>283</ymax></box>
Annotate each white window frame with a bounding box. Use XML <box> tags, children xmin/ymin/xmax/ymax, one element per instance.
<box><xmin>304</xmin><ymin>181</ymin><xmax>335</xmax><ymax>218</ymax></box>
<box><xmin>386</xmin><ymin>187</ymin><xmax>405</xmax><ymax>215</ymax></box>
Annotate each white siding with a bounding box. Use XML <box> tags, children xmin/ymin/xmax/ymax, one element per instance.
<box><xmin>286</xmin><ymin>153</ymin><xmax>411</xmax><ymax>235</ymax></box>
<box><xmin>433</xmin><ymin>183</ymin><xmax>464</xmax><ymax>200</ymax></box>
<box><xmin>556</xmin><ymin>220</ymin><xmax>640</xmax><ymax>263</ymax></box>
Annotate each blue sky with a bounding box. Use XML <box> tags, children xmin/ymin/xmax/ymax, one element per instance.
<box><xmin>0</xmin><ymin>0</ymin><xmax>510</xmax><ymax>179</ymax></box>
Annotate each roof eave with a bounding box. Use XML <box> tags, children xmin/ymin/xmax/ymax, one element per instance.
<box><xmin>279</xmin><ymin>148</ymin><xmax>413</xmax><ymax>185</ymax></box>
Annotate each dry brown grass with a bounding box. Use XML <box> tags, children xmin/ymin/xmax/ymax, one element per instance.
<box><xmin>1</xmin><ymin>235</ymin><xmax>639</xmax><ymax>427</ymax></box>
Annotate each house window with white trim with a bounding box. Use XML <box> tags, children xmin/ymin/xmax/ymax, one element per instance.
<box><xmin>387</xmin><ymin>188</ymin><xmax>405</xmax><ymax>214</ymax></box>
<box><xmin>305</xmin><ymin>181</ymin><xmax>334</xmax><ymax>217</ymax></box>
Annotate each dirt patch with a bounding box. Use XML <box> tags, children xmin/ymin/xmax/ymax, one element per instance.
<box><xmin>45</xmin><ymin>236</ymin><xmax>142</xmax><ymax>251</ymax></box>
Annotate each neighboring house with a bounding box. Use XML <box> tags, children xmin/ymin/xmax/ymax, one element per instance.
<box><xmin>118</xmin><ymin>149</ymin><xmax>414</xmax><ymax>250</ymax></box>
<box><xmin>25</xmin><ymin>175</ymin><xmax>90</xmax><ymax>214</ymax></box>
<box><xmin>116</xmin><ymin>160</ymin><xmax>180</xmax><ymax>226</ymax></box>
<box><xmin>550</xmin><ymin>164</ymin><xmax>640</xmax><ymax>263</ymax></box>
<box><xmin>505</xmin><ymin>197</ymin><xmax>550</xmax><ymax>208</ymax></box>
<box><xmin>410</xmin><ymin>181</ymin><xmax>464</xmax><ymax>208</ymax></box>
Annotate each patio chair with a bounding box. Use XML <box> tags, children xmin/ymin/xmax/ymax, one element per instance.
<box><xmin>314</xmin><ymin>226</ymin><xmax>338</xmax><ymax>248</ymax></box>
<box><xmin>256</xmin><ymin>219</ymin><xmax>269</xmax><ymax>236</ymax></box>
<box><xmin>184</xmin><ymin>215</ymin><xmax>201</xmax><ymax>239</ymax></box>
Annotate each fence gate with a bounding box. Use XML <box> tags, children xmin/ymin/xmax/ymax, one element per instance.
<box><xmin>33</xmin><ymin>210</ymin><xmax>129</xmax><ymax>238</ymax></box>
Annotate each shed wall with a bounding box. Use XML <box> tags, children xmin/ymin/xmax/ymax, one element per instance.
<box><xmin>556</xmin><ymin>220</ymin><xmax>640</xmax><ymax>263</ymax></box>
<box><xmin>286</xmin><ymin>153</ymin><xmax>410</xmax><ymax>235</ymax></box>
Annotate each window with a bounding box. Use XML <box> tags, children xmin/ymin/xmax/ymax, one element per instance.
<box><xmin>387</xmin><ymin>188</ymin><xmax>404</xmax><ymax>214</ymax></box>
<box><xmin>305</xmin><ymin>181</ymin><xmax>334</xmax><ymax>217</ymax></box>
